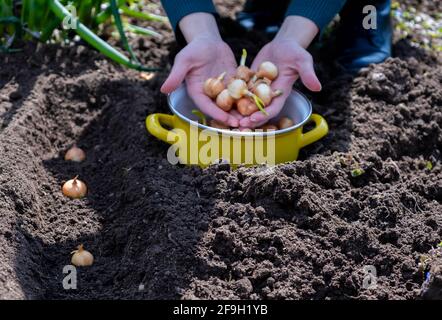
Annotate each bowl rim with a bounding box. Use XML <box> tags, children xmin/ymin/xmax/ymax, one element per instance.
<box><xmin>167</xmin><ymin>86</ymin><xmax>313</xmax><ymax>137</ymax></box>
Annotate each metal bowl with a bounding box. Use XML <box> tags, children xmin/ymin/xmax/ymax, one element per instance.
<box><xmin>167</xmin><ymin>85</ymin><xmax>313</xmax><ymax>136</ymax></box>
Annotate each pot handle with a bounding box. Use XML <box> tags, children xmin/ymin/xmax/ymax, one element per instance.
<box><xmin>299</xmin><ymin>114</ymin><xmax>329</xmax><ymax>148</ymax></box>
<box><xmin>146</xmin><ymin>114</ymin><xmax>179</xmax><ymax>144</ymax></box>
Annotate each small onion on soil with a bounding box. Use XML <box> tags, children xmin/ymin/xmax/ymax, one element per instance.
<box><xmin>62</xmin><ymin>176</ymin><xmax>87</xmax><ymax>199</ymax></box>
<box><xmin>71</xmin><ymin>244</ymin><xmax>94</xmax><ymax>267</ymax></box>
<box><xmin>64</xmin><ymin>146</ymin><xmax>86</xmax><ymax>162</ymax></box>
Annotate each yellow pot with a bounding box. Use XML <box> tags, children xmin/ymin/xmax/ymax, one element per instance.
<box><xmin>146</xmin><ymin>86</ymin><xmax>328</xmax><ymax>167</ymax></box>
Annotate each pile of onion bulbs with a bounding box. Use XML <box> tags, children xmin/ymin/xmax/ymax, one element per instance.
<box><xmin>203</xmin><ymin>49</ymin><xmax>290</xmax><ymax>131</ymax></box>
<box><xmin>208</xmin><ymin>116</ymin><xmax>294</xmax><ymax>132</ymax></box>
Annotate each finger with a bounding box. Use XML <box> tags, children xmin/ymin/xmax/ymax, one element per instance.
<box><xmin>229</xmin><ymin>109</ymin><xmax>244</xmax><ymax>121</ymax></box>
<box><xmin>161</xmin><ymin>52</ymin><xmax>191</xmax><ymax>94</ymax></box>
<box><xmin>249</xmin><ymin>118</ymin><xmax>270</xmax><ymax>129</ymax></box>
<box><xmin>297</xmin><ymin>55</ymin><xmax>322</xmax><ymax>92</ymax></box>
<box><xmin>188</xmin><ymin>88</ymin><xmax>239</xmax><ymax>127</ymax></box>
<box><xmin>239</xmin><ymin>117</ymin><xmax>270</xmax><ymax>129</ymax></box>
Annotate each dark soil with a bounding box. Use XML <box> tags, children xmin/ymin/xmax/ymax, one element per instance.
<box><xmin>0</xmin><ymin>1</ymin><xmax>441</xmax><ymax>300</ymax></box>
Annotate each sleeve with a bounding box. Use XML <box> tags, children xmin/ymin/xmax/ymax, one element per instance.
<box><xmin>160</xmin><ymin>0</ymin><xmax>217</xmax><ymax>32</ymax></box>
<box><xmin>285</xmin><ymin>0</ymin><xmax>347</xmax><ymax>31</ymax></box>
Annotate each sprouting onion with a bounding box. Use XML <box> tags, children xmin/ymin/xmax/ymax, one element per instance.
<box><xmin>236</xmin><ymin>49</ymin><xmax>254</xmax><ymax>82</ymax></box>
<box><xmin>62</xmin><ymin>176</ymin><xmax>87</xmax><ymax>199</ymax></box>
<box><xmin>71</xmin><ymin>244</ymin><xmax>94</xmax><ymax>267</ymax></box>
<box><xmin>227</xmin><ymin>79</ymin><xmax>268</xmax><ymax>115</ymax></box>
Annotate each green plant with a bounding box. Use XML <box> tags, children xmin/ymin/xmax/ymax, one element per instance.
<box><xmin>0</xmin><ymin>0</ymin><xmax>167</xmax><ymax>70</ymax></box>
<box><xmin>350</xmin><ymin>168</ymin><xmax>365</xmax><ymax>177</ymax></box>
<box><xmin>425</xmin><ymin>161</ymin><xmax>433</xmax><ymax>170</ymax></box>
<box><xmin>192</xmin><ymin>109</ymin><xmax>207</xmax><ymax>126</ymax></box>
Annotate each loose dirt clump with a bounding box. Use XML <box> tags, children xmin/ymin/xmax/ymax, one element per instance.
<box><xmin>0</xmin><ymin>0</ymin><xmax>441</xmax><ymax>299</ymax></box>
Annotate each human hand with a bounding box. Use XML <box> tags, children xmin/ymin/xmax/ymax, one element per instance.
<box><xmin>160</xmin><ymin>14</ymin><xmax>239</xmax><ymax>127</ymax></box>
<box><xmin>240</xmin><ymin>17</ymin><xmax>322</xmax><ymax>128</ymax></box>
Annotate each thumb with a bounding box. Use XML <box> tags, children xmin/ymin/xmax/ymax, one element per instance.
<box><xmin>297</xmin><ymin>56</ymin><xmax>322</xmax><ymax>92</ymax></box>
<box><xmin>161</xmin><ymin>53</ymin><xmax>191</xmax><ymax>94</ymax></box>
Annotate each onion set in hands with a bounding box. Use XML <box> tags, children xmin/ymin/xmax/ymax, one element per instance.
<box><xmin>199</xmin><ymin>49</ymin><xmax>293</xmax><ymax>131</ymax></box>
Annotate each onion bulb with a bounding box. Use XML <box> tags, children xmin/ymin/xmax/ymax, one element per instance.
<box><xmin>227</xmin><ymin>79</ymin><xmax>268</xmax><ymax>115</ymax></box>
<box><xmin>253</xmin><ymin>83</ymin><xmax>283</xmax><ymax>106</ymax></box>
<box><xmin>209</xmin><ymin>119</ymin><xmax>229</xmax><ymax>129</ymax></box>
<box><xmin>65</xmin><ymin>146</ymin><xmax>86</xmax><ymax>162</ymax></box>
<box><xmin>62</xmin><ymin>176</ymin><xmax>87</xmax><ymax>199</ymax></box>
<box><xmin>278</xmin><ymin>117</ymin><xmax>294</xmax><ymax>129</ymax></box>
<box><xmin>71</xmin><ymin>244</ymin><xmax>94</xmax><ymax>267</ymax></box>
<box><xmin>216</xmin><ymin>89</ymin><xmax>234</xmax><ymax>112</ymax></box>
<box><xmin>256</xmin><ymin>61</ymin><xmax>278</xmax><ymax>80</ymax></box>
<box><xmin>248</xmin><ymin>77</ymin><xmax>271</xmax><ymax>90</ymax></box>
<box><xmin>236</xmin><ymin>49</ymin><xmax>254</xmax><ymax>82</ymax></box>
<box><xmin>204</xmin><ymin>72</ymin><xmax>226</xmax><ymax>98</ymax></box>
<box><xmin>227</xmin><ymin>79</ymin><xmax>249</xmax><ymax>100</ymax></box>
<box><xmin>237</xmin><ymin>66</ymin><xmax>254</xmax><ymax>82</ymax></box>
<box><xmin>259</xmin><ymin>124</ymin><xmax>279</xmax><ymax>131</ymax></box>
<box><xmin>237</xmin><ymin>98</ymin><xmax>258</xmax><ymax>116</ymax></box>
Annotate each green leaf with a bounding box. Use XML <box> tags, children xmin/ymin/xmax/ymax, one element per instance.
<box><xmin>351</xmin><ymin>168</ymin><xmax>365</xmax><ymax>177</ymax></box>
<box><xmin>121</xmin><ymin>5</ymin><xmax>168</xmax><ymax>23</ymax></box>
<box><xmin>192</xmin><ymin>109</ymin><xmax>207</xmax><ymax>126</ymax></box>
<box><xmin>110</xmin><ymin>0</ymin><xmax>139</xmax><ymax>64</ymax></box>
<box><xmin>125</xmin><ymin>23</ymin><xmax>162</xmax><ymax>38</ymax></box>
<box><xmin>425</xmin><ymin>161</ymin><xmax>433</xmax><ymax>170</ymax></box>
<box><xmin>50</xmin><ymin>0</ymin><xmax>158</xmax><ymax>71</ymax></box>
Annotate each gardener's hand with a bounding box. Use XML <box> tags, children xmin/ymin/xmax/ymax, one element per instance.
<box><xmin>240</xmin><ymin>16</ymin><xmax>322</xmax><ymax>128</ymax></box>
<box><xmin>161</xmin><ymin>13</ymin><xmax>239</xmax><ymax>127</ymax></box>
